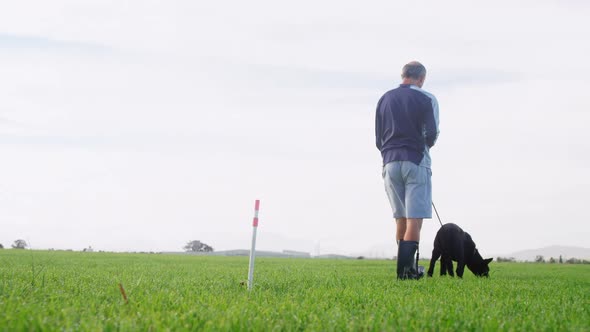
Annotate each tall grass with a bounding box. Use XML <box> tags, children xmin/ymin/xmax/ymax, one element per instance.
<box><xmin>0</xmin><ymin>250</ymin><xmax>588</xmax><ymax>331</ymax></box>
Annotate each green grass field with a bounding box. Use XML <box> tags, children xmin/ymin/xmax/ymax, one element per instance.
<box><xmin>0</xmin><ymin>250</ymin><xmax>588</xmax><ymax>331</ymax></box>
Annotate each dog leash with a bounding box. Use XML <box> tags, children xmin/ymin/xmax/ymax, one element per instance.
<box><xmin>432</xmin><ymin>202</ymin><xmax>444</xmax><ymax>227</ymax></box>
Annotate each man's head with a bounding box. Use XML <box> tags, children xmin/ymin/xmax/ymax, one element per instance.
<box><xmin>401</xmin><ymin>61</ymin><xmax>427</xmax><ymax>88</ymax></box>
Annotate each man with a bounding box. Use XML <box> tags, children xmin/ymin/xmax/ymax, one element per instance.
<box><xmin>375</xmin><ymin>61</ymin><xmax>439</xmax><ymax>279</ymax></box>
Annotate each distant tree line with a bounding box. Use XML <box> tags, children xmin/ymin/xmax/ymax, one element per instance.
<box><xmin>535</xmin><ymin>255</ymin><xmax>589</xmax><ymax>264</ymax></box>
<box><xmin>496</xmin><ymin>257</ymin><xmax>516</xmax><ymax>262</ymax></box>
<box><xmin>0</xmin><ymin>239</ymin><xmax>218</xmax><ymax>253</ymax></box>
<box><xmin>183</xmin><ymin>240</ymin><xmax>214</xmax><ymax>252</ymax></box>
<box><xmin>12</xmin><ymin>239</ymin><xmax>28</xmax><ymax>249</ymax></box>
<box><xmin>0</xmin><ymin>240</ymin><xmax>29</xmax><ymax>249</ymax></box>
<box><xmin>497</xmin><ymin>255</ymin><xmax>589</xmax><ymax>264</ymax></box>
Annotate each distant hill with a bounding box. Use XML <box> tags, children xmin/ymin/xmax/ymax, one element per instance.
<box><xmin>505</xmin><ymin>246</ymin><xmax>590</xmax><ymax>261</ymax></box>
<box><xmin>163</xmin><ymin>249</ymin><xmax>314</xmax><ymax>259</ymax></box>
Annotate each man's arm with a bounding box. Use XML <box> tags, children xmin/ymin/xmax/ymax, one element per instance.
<box><xmin>375</xmin><ymin>98</ymin><xmax>383</xmax><ymax>151</ymax></box>
<box><xmin>424</xmin><ymin>96</ymin><xmax>439</xmax><ymax>148</ymax></box>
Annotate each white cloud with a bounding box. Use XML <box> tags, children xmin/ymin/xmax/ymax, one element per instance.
<box><xmin>0</xmin><ymin>0</ymin><xmax>589</xmax><ymax>255</ymax></box>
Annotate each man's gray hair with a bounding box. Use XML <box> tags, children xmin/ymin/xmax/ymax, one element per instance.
<box><xmin>401</xmin><ymin>61</ymin><xmax>427</xmax><ymax>79</ymax></box>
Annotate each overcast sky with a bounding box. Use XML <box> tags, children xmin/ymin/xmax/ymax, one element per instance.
<box><xmin>1</xmin><ymin>0</ymin><xmax>589</xmax><ymax>258</ymax></box>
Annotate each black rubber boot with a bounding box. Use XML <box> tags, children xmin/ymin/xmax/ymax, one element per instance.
<box><xmin>397</xmin><ymin>241</ymin><xmax>423</xmax><ymax>280</ymax></box>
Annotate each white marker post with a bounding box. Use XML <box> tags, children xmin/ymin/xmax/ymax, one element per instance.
<box><xmin>247</xmin><ymin>199</ymin><xmax>260</xmax><ymax>291</ymax></box>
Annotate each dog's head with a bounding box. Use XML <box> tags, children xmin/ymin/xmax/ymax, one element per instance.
<box><xmin>468</xmin><ymin>249</ymin><xmax>493</xmax><ymax>277</ymax></box>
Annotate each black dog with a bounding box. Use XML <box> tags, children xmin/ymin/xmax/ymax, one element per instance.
<box><xmin>427</xmin><ymin>223</ymin><xmax>492</xmax><ymax>278</ymax></box>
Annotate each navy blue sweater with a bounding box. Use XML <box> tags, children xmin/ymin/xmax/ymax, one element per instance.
<box><xmin>375</xmin><ymin>84</ymin><xmax>439</xmax><ymax>167</ymax></box>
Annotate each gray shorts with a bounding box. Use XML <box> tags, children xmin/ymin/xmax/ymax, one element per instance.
<box><xmin>383</xmin><ymin>161</ymin><xmax>432</xmax><ymax>219</ymax></box>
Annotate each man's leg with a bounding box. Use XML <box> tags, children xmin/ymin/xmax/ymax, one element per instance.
<box><xmin>396</xmin><ymin>218</ymin><xmax>407</xmax><ymax>245</ymax></box>
<box><xmin>384</xmin><ymin>162</ymin><xmax>406</xmax><ymax>246</ymax></box>
<box><xmin>402</xmin><ymin>161</ymin><xmax>429</xmax><ymax>242</ymax></box>
<box><xmin>397</xmin><ymin>162</ymin><xmax>430</xmax><ymax>279</ymax></box>
<box><xmin>397</xmin><ymin>218</ymin><xmax>424</xmax><ymax>279</ymax></box>
<box><xmin>404</xmin><ymin>218</ymin><xmax>423</xmax><ymax>241</ymax></box>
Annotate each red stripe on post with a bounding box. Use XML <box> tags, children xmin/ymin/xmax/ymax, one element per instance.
<box><xmin>252</xmin><ymin>199</ymin><xmax>260</xmax><ymax>227</ymax></box>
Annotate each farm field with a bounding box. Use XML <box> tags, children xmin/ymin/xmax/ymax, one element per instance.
<box><xmin>0</xmin><ymin>250</ymin><xmax>588</xmax><ymax>331</ymax></box>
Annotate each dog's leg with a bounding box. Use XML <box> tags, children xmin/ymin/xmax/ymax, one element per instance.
<box><xmin>440</xmin><ymin>256</ymin><xmax>448</xmax><ymax>276</ymax></box>
<box><xmin>428</xmin><ymin>248</ymin><xmax>441</xmax><ymax>277</ymax></box>
<box><xmin>456</xmin><ymin>251</ymin><xmax>465</xmax><ymax>278</ymax></box>
<box><xmin>446</xmin><ymin>259</ymin><xmax>455</xmax><ymax>277</ymax></box>
<box><xmin>456</xmin><ymin>262</ymin><xmax>466</xmax><ymax>278</ymax></box>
